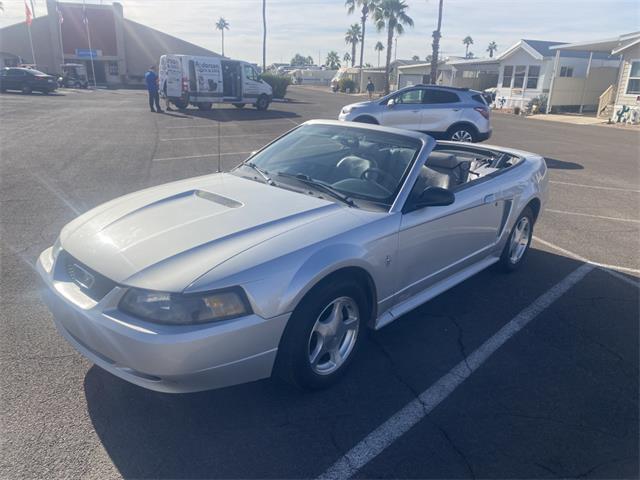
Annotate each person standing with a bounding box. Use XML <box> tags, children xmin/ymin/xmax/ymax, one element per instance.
<box><xmin>145</xmin><ymin>66</ymin><xmax>162</xmax><ymax>113</ymax></box>
<box><xmin>366</xmin><ymin>77</ymin><xmax>375</xmax><ymax>100</ymax></box>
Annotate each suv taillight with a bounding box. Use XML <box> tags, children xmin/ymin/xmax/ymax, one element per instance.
<box><xmin>474</xmin><ymin>107</ymin><xmax>490</xmax><ymax>119</ymax></box>
<box><xmin>182</xmin><ymin>77</ymin><xmax>188</xmax><ymax>92</ymax></box>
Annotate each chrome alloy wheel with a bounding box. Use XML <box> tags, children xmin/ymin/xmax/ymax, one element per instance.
<box><xmin>450</xmin><ymin>129</ymin><xmax>474</xmax><ymax>142</ymax></box>
<box><xmin>308</xmin><ymin>296</ymin><xmax>360</xmax><ymax>375</ymax></box>
<box><xmin>509</xmin><ymin>216</ymin><xmax>531</xmax><ymax>264</ymax></box>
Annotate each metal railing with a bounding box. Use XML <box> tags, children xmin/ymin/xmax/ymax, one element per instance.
<box><xmin>597</xmin><ymin>84</ymin><xmax>615</xmax><ymax>117</ymax></box>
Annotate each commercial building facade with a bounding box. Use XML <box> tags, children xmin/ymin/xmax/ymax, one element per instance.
<box><xmin>0</xmin><ymin>0</ymin><xmax>219</xmax><ymax>85</ymax></box>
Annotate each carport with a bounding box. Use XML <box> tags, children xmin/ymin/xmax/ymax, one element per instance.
<box><xmin>546</xmin><ymin>34</ymin><xmax>638</xmax><ymax>115</ymax></box>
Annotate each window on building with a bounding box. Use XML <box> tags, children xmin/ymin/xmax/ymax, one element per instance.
<box><xmin>108</xmin><ymin>62</ymin><xmax>119</xmax><ymax>76</ymax></box>
<box><xmin>462</xmin><ymin>70</ymin><xmax>478</xmax><ymax>78</ymax></box>
<box><xmin>502</xmin><ymin>66</ymin><xmax>513</xmax><ymax>87</ymax></box>
<box><xmin>560</xmin><ymin>66</ymin><xmax>573</xmax><ymax>77</ymax></box>
<box><xmin>626</xmin><ymin>60</ymin><xmax>640</xmax><ymax>94</ymax></box>
<box><xmin>513</xmin><ymin>65</ymin><xmax>526</xmax><ymax>88</ymax></box>
<box><xmin>526</xmin><ymin>66</ymin><xmax>540</xmax><ymax>89</ymax></box>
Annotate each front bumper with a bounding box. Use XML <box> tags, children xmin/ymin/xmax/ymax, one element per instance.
<box><xmin>36</xmin><ymin>248</ymin><xmax>290</xmax><ymax>393</ymax></box>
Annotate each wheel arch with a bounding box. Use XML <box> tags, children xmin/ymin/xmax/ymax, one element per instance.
<box><xmin>525</xmin><ymin>197</ymin><xmax>541</xmax><ymax>223</ymax></box>
<box><xmin>353</xmin><ymin>115</ymin><xmax>379</xmax><ymax>125</ymax></box>
<box><xmin>446</xmin><ymin>121</ymin><xmax>479</xmax><ymax>137</ymax></box>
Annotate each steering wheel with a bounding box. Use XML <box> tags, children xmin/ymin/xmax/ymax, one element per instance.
<box><xmin>360</xmin><ymin>168</ymin><xmax>396</xmax><ymax>190</ymax></box>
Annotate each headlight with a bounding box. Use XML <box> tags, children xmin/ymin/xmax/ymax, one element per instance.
<box><xmin>119</xmin><ymin>287</ymin><xmax>252</xmax><ymax>325</ymax></box>
<box><xmin>52</xmin><ymin>237</ymin><xmax>63</xmax><ymax>261</ymax></box>
<box><xmin>341</xmin><ymin>106</ymin><xmax>353</xmax><ymax>114</ymax></box>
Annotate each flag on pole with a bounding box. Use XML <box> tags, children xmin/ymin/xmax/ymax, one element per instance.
<box><xmin>25</xmin><ymin>0</ymin><xmax>33</xmax><ymax>26</ymax></box>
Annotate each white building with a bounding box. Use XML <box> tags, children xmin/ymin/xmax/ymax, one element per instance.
<box><xmin>547</xmin><ymin>32</ymin><xmax>640</xmax><ymax>122</ymax></box>
<box><xmin>495</xmin><ymin>39</ymin><xmax>619</xmax><ymax>111</ymax></box>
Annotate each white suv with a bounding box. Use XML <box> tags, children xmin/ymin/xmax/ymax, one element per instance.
<box><xmin>338</xmin><ymin>85</ymin><xmax>492</xmax><ymax>142</ymax></box>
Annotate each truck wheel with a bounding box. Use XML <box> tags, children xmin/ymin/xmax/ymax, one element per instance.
<box><xmin>255</xmin><ymin>95</ymin><xmax>270</xmax><ymax>111</ymax></box>
<box><xmin>197</xmin><ymin>102</ymin><xmax>212</xmax><ymax>111</ymax></box>
<box><xmin>233</xmin><ymin>103</ymin><xmax>246</xmax><ymax>109</ymax></box>
<box><xmin>173</xmin><ymin>99</ymin><xmax>188</xmax><ymax>110</ymax></box>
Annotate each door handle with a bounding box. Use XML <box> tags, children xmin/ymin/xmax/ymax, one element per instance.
<box><xmin>452</xmin><ymin>108</ymin><xmax>460</xmax><ymax>112</ymax></box>
<box><xmin>484</xmin><ymin>194</ymin><xmax>496</xmax><ymax>204</ymax></box>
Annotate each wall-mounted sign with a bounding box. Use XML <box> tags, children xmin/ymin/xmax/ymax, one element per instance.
<box><xmin>75</xmin><ymin>49</ymin><xmax>102</xmax><ymax>59</ymax></box>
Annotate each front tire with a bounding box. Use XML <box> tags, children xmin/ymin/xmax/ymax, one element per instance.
<box><xmin>173</xmin><ymin>98</ymin><xmax>188</xmax><ymax>110</ymax></box>
<box><xmin>197</xmin><ymin>102</ymin><xmax>212</xmax><ymax>111</ymax></box>
<box><xmin>498</xmin><ymin>207</ymin><xmax>534</xmax><ymax>272</ymax></box>
<box><xmin>353</xmin><ymin>116</ymin><xmax>379</xmax><ymax>124</ymax></box>
<box><xmin>255</xmin><ymin>95</ymin><xmax>270</xmax><ymax>111</ymax></box>
<box><xmin>275</xmin><ymin>277</ymin><xmax>368</xmax><ymax>390</ymax></box>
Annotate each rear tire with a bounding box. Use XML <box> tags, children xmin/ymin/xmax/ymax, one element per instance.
<box><xmin>22</xmin><ymin>85</ymin><xmax>32</xmax><ymax>95</ymax></box>
<box><xmin>197</xmin><ymin>102</ymin><xmax>212</xmax><ymax>111</ymax></box>
<box><xmin>275</xmin><ymin>277</ymin><xmax>368</xmax><ymax>390</ymax></box>
<box><xmin>255</xmin><ymin>95</ymin><xmax>270</xmax><ymax>111</ymax></box>
<box><xmin>498</xmin><ymin>207</ymin><xmax>534</xmax><ymax>272</ymax></box>
<box><xmin>447</xmin><ymin>125</ymin><xmax>477</xmax><ymax>142</ymax></box>
<box><xmin>233</xmin><ymin>103</ymin><xmax>246</xmax><ymax>109</ymax></box>
<box><xmin>173</xmin><ymin>98</ymin><xmax>188</xmax><ymax>110</ymax></box>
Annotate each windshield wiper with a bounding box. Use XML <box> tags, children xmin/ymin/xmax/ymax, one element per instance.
<box><xmin>243</xmin><ymin>162</ymin><xmax>276</xmax><ymax>186</ymax></box>
<box><xmin>276</xmin><ymin>172</ymin><xmax>355</xmax><ymax>207</ymax></box>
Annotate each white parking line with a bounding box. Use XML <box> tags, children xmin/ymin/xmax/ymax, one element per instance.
<box><xmin>318</xmin><ymin>263</ymin><xmax>594</xmax><ymax>480</ymax></box>
<box><xmin>533</xmin><ymin>236</ymin><xmax>640</xmax><ymax>281</ymax></box>
<box><xmin>549</xmin><ymin>180</ymin><xmax>640</xmax><ymax>193</ymax></box>
<box><xmin>545</xmin><ymin>209</ymin><xmax>640</xmax><ymax>224</ymax></box>
<box><xmin>152</xmin><ymin>152</ymin><xmax>253</xmax><ymax>162</ymax></box>
<box><xmin>160</xmin><ymin>133</ymin><xmax>277</xmax><ymax>141</ymax></box>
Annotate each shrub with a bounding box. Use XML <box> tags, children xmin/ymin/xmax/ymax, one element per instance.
<box><xmin>338</xmin><ymin>78</ymin><xmax>357</xmax><ymax>93</ymax></box>
<box><xmin>260</xmin><ymin>73</ymin><xmax>291</xmax><ymax>99</ymax></box>
<box><xmin>527</xmin><ymin>94</ymin><xmax>548</xmax><ymax>114</ymax></box>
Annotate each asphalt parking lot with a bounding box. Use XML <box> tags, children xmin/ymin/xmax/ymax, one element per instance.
<box><xmin>1</xmin><ymin>86</ymin><xmax>638</xmax><ymax>479</ymax></box>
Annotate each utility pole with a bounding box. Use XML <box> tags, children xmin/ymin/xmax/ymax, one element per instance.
<box><xmin>394</xmin><ymin>37</ymin><xmax>397</xmax><ymax>61</ymax></box>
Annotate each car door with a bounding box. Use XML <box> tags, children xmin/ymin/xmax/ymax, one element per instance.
<box><xmin>4</xmin><ymin>69</ymin><xmax>22</xmax><ymax>90</ymax></box>
<box><xmin>394</xmin><ymin>161</ymin><xmax>506</xmax><ymax>304</ymax></box>
<box><xmin>242</xmin><ymin>64</ymin><xmax>261</xmax><ymax>102</ymax></box>
<box><xmin>420</xmin><ymin>89</ymin><xmax>464</xmax><ymax>135</ymax></box>
<box><xmin>380</xmin><ymin>88</ymin><xmax>425</xmax><ymax>130</ymax></box>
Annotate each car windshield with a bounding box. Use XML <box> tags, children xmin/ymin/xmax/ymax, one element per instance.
<box><xmin>234</xmin><ymin>124</ymin><xmax>422</xmax><ymax>208</ymax></box>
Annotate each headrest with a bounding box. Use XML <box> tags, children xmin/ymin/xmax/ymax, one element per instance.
<box><xmin>427</xmin><ymin>152</ymin><xmax>460</xmax><ymax>169</ymax></box>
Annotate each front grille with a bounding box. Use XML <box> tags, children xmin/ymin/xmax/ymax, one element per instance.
<box><xmin>57</xmin><ymin>251</ymin><xmax>117</xmax><ymax>301</ymax></box>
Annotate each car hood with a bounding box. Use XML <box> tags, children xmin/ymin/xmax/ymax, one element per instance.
<box><xmin>59</xmin><ymin>173</ymin><xmax>345</xmax><ymax>291</ymax></box>
<box><xmin>346</xmin><ymin>101</ymin><xmax>373</xmax><ymax>110</ymax></box>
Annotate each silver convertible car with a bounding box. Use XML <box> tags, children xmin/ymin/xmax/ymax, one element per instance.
<box><xmin>37</xmin><ymin>120</ymin><xmax>548</xmax><ymax>393</ymax></box>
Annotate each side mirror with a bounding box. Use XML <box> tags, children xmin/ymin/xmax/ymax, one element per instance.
<box><xmin>414</xmin><ymin>187</ymin><xmax>455</xmax><ymax>208</ymax></box>
<box><xmin>386</xmin><ymin>98</ymin><xmax>396</xmax><ymax>108</ymax></box>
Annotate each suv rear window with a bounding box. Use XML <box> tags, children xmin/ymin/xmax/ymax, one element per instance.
<box><xmin>472</xmin><ymin>94</ymin><xmax>487</xmax><ymax>105</ymax></box>
<box><xmin>425</xmin><ymin>90</ymin><xmax>459</xmax><ymax>104</ymax></box>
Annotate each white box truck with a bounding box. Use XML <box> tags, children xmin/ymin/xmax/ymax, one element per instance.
<box><xmin>159</xmin><ymin>54</ymin><xmax>273</xmax><ymax>111</ymax></box>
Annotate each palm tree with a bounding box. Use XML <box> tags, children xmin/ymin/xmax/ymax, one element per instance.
<box><xmin>373</xmin><ymin>0</ymin><xmax>414</xmax><ymax>94</ymax></box>
<box><xmin>429</xmin><ymin>0</ymin><xmax>443</xmax><ymax>84</ymax></box>
<box><xmin>486</xmin><ymin>41</ymin><xmax>498</xmax><ymax>58</ymax></box>
<box><xmin>215</xmin><ymin>17</ymin><xmax>230</xmax><ymax>57</ymax></box>
<box><xmin>345</xmin><ymin>0</ymin><xmax>378</xmax><ymax>68</ymax></box>
<box><xmin>262</xmin><ymin>0</ymin><xmax>267</xmax><ymax>72</ymax></box>
<box><xmin>374</xmin><ymin>41</ymin><xmax>384</xmax><ymax>67</ymax></box>
<box><xmin>326</xmin><ymin>51</ymin><xmax>341</xmax><ymax>70</ymax></box>
<box><xmin>344</xmin><ymin>24</ymin><xmax>361</xmax><ymax>67</ymax></box>
<box><xmin>411</xmin><ymin>55</ymin><xmax>420</xmax><ymax>61</ymax></box>
<box><xmin>343</xmin><ymin>52</ymin><xmax>351</xmax><ymax>64</ymax></box>
<box><xmin>463</xmin><ymin>35</ymin><xmax>473</xmax><ymax>58</ymax></box>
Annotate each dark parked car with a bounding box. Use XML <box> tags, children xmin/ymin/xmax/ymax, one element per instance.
<box><xmin>0</xmin><ymin>67</ymin><xmax>58</xmax><ymax>94</ymax></box>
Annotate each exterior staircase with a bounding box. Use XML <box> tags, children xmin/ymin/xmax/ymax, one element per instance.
<box><xmin>597</xmin><ymin>84</ymin><xmax>616</xmax><ymax>118</ymax></box>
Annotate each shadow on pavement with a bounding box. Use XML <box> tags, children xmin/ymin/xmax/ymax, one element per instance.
<box><xmin>166</xmin><ymin>106</ymin><xmax>301</xmax><ymax>123</ymax></box>
<box><xmin>544</xmin><ymin>157</ymin><xmax>584</xmax><ymax>170</ymax></box>
<box><xmin>84</xmin><ymin>249</ymin><xmax>636</xmax><ymax>478</ymax></box>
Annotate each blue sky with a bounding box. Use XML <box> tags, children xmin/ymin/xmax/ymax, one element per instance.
<box><xmin>2</xmin><ymin>0</ymin><xmax>639</xmax><ymax>65</ymax></box>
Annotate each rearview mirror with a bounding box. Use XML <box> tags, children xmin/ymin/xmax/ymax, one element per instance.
<box><xmin>415</xmin><ymin>187</ymin><xmax>455</xmax><ymax>208</ymax></box>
